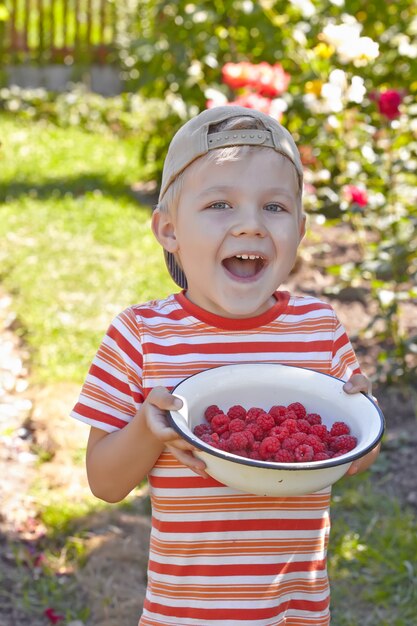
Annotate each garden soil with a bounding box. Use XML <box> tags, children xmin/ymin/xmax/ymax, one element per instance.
<box><xmin>0</xmin><ymin>222</ymin><xmax>416</xmax><ymax>626</ymax></box>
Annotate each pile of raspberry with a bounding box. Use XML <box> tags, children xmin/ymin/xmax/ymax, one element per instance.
<box><xmin>193</xmin><ymin>402</ymin><xmax>357</xmax><ymax>463</ymax></box>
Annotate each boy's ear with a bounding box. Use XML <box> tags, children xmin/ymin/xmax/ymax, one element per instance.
<box><xmin>151</xmin><ymin>208</ymin><xmax>179</xmax><ymax>252</ymax></box>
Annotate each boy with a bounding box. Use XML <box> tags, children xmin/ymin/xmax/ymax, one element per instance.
<box><xmin>71</xmin><ymin>105</ymin><xmax>380</xmax><ymax>625</ymax></box>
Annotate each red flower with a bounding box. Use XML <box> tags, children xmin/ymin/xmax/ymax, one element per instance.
<box><xmin>345</xmin><ymin>185</ymin><xmax>368</xmax><ymax>207</ymax></box>
<box><xmin>222</xmin><ymin>61</ymin><xmax>290</xmax><ymax>97</ymax></box>
<box><xmin>374</xmin><ymin>89</ymin><xmax>403</xmax><ymax>120</ymax></box>
<box><xmin>222</xmin><ymin>62</ymin><xmax>258</xmax><ymax>90</ymax></box>
<box><xmin>230</xmin><ymin>92</ymin><xmax>274</xmax><ymax>115</ymax></box>
<box><xmin>44</xmin><ymin>608</ymin><xmax>64</xmax><ymax>624</ymax></box>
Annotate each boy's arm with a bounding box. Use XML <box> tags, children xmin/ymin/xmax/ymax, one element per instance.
<box><xmin>343</xmin><ymin>373</ymin><xmax>381</xmax><ymax>475</ymax></box>
<box><xmin>86</xmin><ymin>387</ymin><xmax>207</xmax><ymax>503</ymax></box>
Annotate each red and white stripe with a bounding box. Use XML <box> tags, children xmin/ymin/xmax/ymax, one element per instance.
<box><xmin>71</xmin><ymin>290</ymin><xmax>360</xmax><ymax>625</ymax></box>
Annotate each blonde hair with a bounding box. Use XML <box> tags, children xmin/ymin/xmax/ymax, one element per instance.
<box><xmin>157</xmin><ymin>115</ymin><xmax>303</xmax><ymax>215</ymax></box>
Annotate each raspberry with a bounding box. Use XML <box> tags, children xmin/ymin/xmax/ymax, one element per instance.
<box><xmin>193</xmin><ymin>423</ymin><xmax>212</xmax><ymax>438</ymax></box>
<box><xmin>200</xmin><ymin>433</ymin><xmax>215</xmax><ymax>445</ymax></box>
<box><xmin>287</xmin><ymin>402</ymin><xmax>307</xmax><ymax>420</ymax></box>
<box><xmin>205</xmin><ymin>405</ymin><xmax>221</xmax><ymax>422</ymax></box>
<box><xmin>313</xmin><ymin>452</ymin><xmax>331</xmax><ymax>461</ymax></box>
<box><xmin>211</xmin><ymin>413</ymin><xmax>230</xmax><ymax>434</ymax></box>
<box><xmin>243</xmin><ymin>429</ymin><xmax>255</xmax><ymax>449</ymax></box>
<box><xmin>227</xmin><ymin>405</ymin><xmax>247</xmax><ymax>420</ymax></box>
<box><xmin>306</xmin><ymin>412</ymin><xmax>322</xmax><ymax>426</ymax></box>
<box><xmin>293</xmin><ymin>431</ymin><xmax>308</xmax><ymax>445</ymax></box>
<box><xmin>229</xmin><ymin>418</ymin><xmax>246</xmax><ymax>432</ymax></box>
<box><xmin>246</xmin><ymin>407</ymin><xmax>265</xmax><ymax>422</ymax></box>
<box><xmin>259</xmin><ymin>436</ymin><xmax>281</xmax><ymax>460</ymax></box>
<box><xmin>246</xmin><ymin>421</ymin><xmax>264</xmax><ymax>441</ymax></box>
<box><xmin>296</xmin><ymin>419</ymin><xmax>311</xmax><ymax>434</ymax></box>
<box><xmin>269</xmin><ymin>405</ymin><xmax>288</xmax><ymax>425</ymax></box>
<box><xmin>281</xmin><ymin>418</ymin><xmax>298</xmax><ymax>434</ymax></box>
<box><xmin>331</xmin><ymin>448</ymin><xmax>351</xmax><ymax>458</ymax></box>
<box><xmin>330</xmin><ymin>421</ymin><xmax>351</xmax><ymax>437</ymax></box>
<box><xmin>272</xmin><ymin>427</ymin><xmax>290</xmax><ymax>442</ymax></box>
<box><xmin>330</xmin><ymin>435</ymin><xmax>357</xmax><ymax>452</ymax></box>
<box><xmin>275</xmin><ymin>449</ymin><xmax>294</xmax><ymax>463</ymax></box>
<box><xmin>228</xmin><ymin>431</ymin><xmax>250</xmax><ymax>451</ymax></box>
<box><xmin>294</xmin><ymin>444</ymin><xmax>314</xmax><ymax>462</ymax></box>
<box><xmin>304</xmin><ymin>434</ymin><xmax>326</xmax><ymax>454</ymax></box>
<box><xmin>281</xmin><ymin>436</ymin><xmax>299</xmax><ymax>452</ymax></box>
<box><xmin>256</xmin><ymin>412</ymin><xmax>275</xmax><ymax>432</ymax></box>
<box><xmin>310</xmin><ymin>424</ymin><xmax>330</xmax><ymax>441</ymax></box>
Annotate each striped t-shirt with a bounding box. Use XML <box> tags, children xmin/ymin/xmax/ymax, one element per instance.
<box><xmin>71</xmin><ymin>290</ymin><xmax>360</xmax><ymax>626</ymax></box>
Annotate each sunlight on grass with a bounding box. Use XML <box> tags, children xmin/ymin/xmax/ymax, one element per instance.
<box><xmin>330</xmin><ymin>476</ymin><xmax>417</xmax><ymax>625</ymax></box>
<box><xmin>0</xmin><ymin>116</ymin><xmax>175</xmax><ymax>382</ymax></box>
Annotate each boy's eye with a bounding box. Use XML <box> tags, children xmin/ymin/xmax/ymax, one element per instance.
<box><xmin>207</xmin><ymin>201</ymin><xmax>231</xmax><ymax>210</ymax></box>
<box><xmin>265</xmin><ymin>202</ymin><xmax>285</xmax><ymax>213</ymax></box>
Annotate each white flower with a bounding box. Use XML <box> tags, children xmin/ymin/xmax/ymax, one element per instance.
<box><xmin>290</xmin><ymin>0</ymin><xmax>315</xmax><ymax>17</ymax></box>
<box><xmin>204</xmin><ymin>88</ymin><xmax>228</xmax><ymax>106</ymax></box>
<box><xmin>321</xmin><ymin>20</ymin><xmax>379</xmax><ymax>65</ymax></box>
<box><xmin>337</xmin><ymin>36</ymin><xmax>379</xmax><ymax>65</ymax></box>
<box><xmin>347</xmin><ymin>76</ymin><xmax>366</xmax><ymax>103</ymax></box>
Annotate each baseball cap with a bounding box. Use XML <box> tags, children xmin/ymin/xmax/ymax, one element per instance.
<box><xmin>159</xmin><ymin>105</ymin><xmax>303</xmax><ymax>289</ymax></box>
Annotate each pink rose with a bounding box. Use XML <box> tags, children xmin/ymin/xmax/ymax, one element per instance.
<box><xmin>345</xmin><ymin>185</ymin><xmax>368</xmax><ymax>207</ymax></box>
<box><xmin>375</xmin><ymin>89</ymin><xmax>403</xmax><ymax>120</ymax></box>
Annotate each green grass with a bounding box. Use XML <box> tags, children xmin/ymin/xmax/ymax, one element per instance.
<box><xmin>0</xmin><ymin>114</ymin><xmax>174</xmax><ymax>382</ymax></box>
<box><xmin>329</xmin><ymin>461</ymin><xmax>417</xmax><ymax>625</ymax></box>
<box><xmin>1</xmin><ymin>114</ymin><xmax>417</xmax><ymax>624</ymax></box>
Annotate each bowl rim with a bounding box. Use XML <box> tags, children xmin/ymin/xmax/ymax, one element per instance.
<box><xmin>168</xmin><ymin>362</ymin><xmax>385</xmax><ymax>472</ymax></box>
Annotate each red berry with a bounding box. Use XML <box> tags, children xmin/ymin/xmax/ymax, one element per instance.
<box><xmin>211</xmin><ymin>413</ymin><xmax>230</xmax><ymax>434</ymax></box>
<box><xmin>259</xmin><ymin>436</ymin><xmax>281</xmax><ymax>460</ymax></box>
<box><xmin>330</xmin><ymin>435</ymin><xmax>357</xmax><ymax>452</ymax></box>
<box><xmin>304</xmin><ymin>434</ymin><xmax>326</xmax><ymax>454</ymax></box>
<box><xmin>246</xmin><ymin>421</ymin><xmax>264</xmax><ymax>441</ymax></box>
<box><xmin>205</xmin><ymin>405</ymin><xmax>221</xmax><ymax>421</ymax></box>
<box><xmin>246</xmin><ymin>407</ymin><xmax>264</xmax><ymax>422</ymax></box>
<box><xmin>228</xmin><ymin>431</ymin><xmax>250</xmax><ymax>451</ymax></box>
<box><xmin>296</xmin><ymin>419</ymin><xmax>311</xmax><ymax>434</ymax></box>
<box><xmin>294</xmin><ymin>444</ymin><xmax>314</xmax><ymax>462</ymax></box>
<box><xmin>310</xmin><ymin>424</ymin><xmax>330</xmax><ymax>440</ymax></box>
<box><xmin>306</xmin><ymin>412</ymin><xmax>322</xmax><ymax>425</ymax></box>
<box><xmin>282</xmin><ymin>436</ymin><xmax>299</xmax><ymax>452</ymax></box>
<box><xmin>269</xmin><ymin>405</ymin><xmax>288</xmax><ymax>425</ymax></box>
<box><xmin>275</xmin><ymin>449</ymin><xmax>295</xmax><ymax>463</ymax></box>
<box><xmin>227</xmin><ymin>405</ymin><xmax>247</xmax><ymax>420</ymax></box>
<box><xmin>229</xmin><ymin>418</ymin><xmax>246</xmax><ymax>432</ymax></box>
<box><xmin>281</xmin><ymin>418</ymin><xmax>298</xmax><ymax>434</ymax></box>
<box><xmin>287</xmin><ymin>402</ymin><xmax>307</xmax><ymax>419</ymax></box>
<box><xmin>193</xmin><ymin>423</ymin><xmax>212</xmax><ymax>437</ymax></box>
<box><xmin>256</xmin><ymin>412</ymin><xmax>275</xmax><ymax>432</ymax></box>
<box><xmin>330</xmin><ymin>421</ymin><xmax>351</xmax><ymax>437</ymax></box>
<box><xmin>313</xmin><ymin>452</ymin><xmax>331</xmax><ymax>461</ymax></box>
<box><xmin>293</xmin><ymin>432</ymin><xmax>308</xmax><ymax>445</ymax></box>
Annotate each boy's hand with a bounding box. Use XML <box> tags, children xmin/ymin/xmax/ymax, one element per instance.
<box><xmin>144</xmin><ymin>386</ymin><xmax>208</xmax><ymax>478</ymax></box>
<box><xmin>342</xmin><ymin>373</ymin><xmax>381</xmax><ymax>475</ymax></box>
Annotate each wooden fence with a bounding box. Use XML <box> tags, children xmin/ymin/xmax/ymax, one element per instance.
<box><xmin>0</xmin><ymin>0</ymin><xmax>119</xmax><ymax>65</ymax></box>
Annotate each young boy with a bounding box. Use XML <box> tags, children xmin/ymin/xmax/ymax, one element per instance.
<box><xmin>71</xmin><ymin>105</ymin><xmax>380</xmax><ymax>625</ymax></box>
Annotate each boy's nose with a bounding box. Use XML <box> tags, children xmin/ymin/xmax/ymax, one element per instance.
<box><xmin>230</xmin><ymin>206</ymin><xmax>267</xmax><ymax>237</ymax></box>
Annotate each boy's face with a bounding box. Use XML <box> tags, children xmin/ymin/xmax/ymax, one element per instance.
<box><xmin>154</xmin><ymin>149</ymin><xmax>306</xmax><ymax>319</ymax></box>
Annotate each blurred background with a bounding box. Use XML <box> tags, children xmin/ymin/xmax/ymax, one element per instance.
<box><xmin>0</xmin><ymin>1</ymin><xmax>416</xmax><ymax>625</ymax></box>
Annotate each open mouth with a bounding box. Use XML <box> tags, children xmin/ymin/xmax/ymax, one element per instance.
<box><xmin>222</xmin><ymin>254</ymin><xmax>266</xmax><ymax>279</ymax></box>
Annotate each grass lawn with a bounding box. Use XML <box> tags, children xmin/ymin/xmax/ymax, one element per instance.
<box><xmin>1</xmin><ymin>114</ymin><xmax>416</xmax><ymax>624</ymax></box>
<box><xmin>0</xmin><ymin>114</ymin><xmax>174</xmax><ymax>383</ymax></box>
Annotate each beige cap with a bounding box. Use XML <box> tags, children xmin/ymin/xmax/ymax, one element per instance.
<box><xmin>159</xmin><ymin>105</ymin><xmax>303</xmax><ymax>289</ymax></box>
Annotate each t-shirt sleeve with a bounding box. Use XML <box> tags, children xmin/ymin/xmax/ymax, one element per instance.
<box><xmin>330</xmin><ymin>314</ymin><xmax>361</xmax><ymax>381</ymax></box>
<box><xmin>70</xmin><ymin>307</ymin><xmax>144</xmax><ymax>433</ymax></box>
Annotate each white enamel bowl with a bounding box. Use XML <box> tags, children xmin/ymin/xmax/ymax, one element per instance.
<box><xmin>168</xmin><ymin>363</ymin><xmax>384</xmax><ymax>496</ymax></box>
